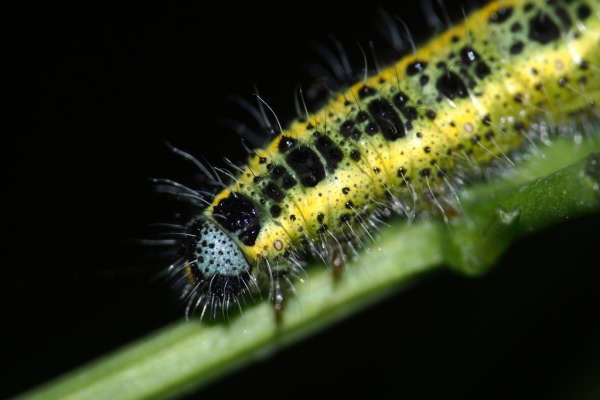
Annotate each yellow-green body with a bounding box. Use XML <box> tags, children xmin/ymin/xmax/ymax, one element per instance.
<box><xmin>205</xmin><ymin>0</ymin><xmax>599</xmax><ymax>268</ymax></box>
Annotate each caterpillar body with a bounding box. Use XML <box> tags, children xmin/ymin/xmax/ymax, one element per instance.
<box><xmin>166</xmin><ymin>0</ymin><xmax>600</xmax><ymax>320</ymax></box>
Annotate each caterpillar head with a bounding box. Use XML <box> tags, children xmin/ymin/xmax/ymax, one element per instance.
<box><xmin>180</xmin><ymin>218</ymin><xmax>253</xmax><ymax>317</ymax></box>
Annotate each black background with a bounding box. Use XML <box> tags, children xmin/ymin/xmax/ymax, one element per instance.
<box><xmin>6</xmin><ymin>1</ymin><xmax>599</xmax><ymax>399</ymax></box>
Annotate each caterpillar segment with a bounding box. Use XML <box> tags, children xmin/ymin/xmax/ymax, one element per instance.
<box><xmin>171</xmin><ymin>0</ymin><xmax>600</xmax><ymax>321</ymax></box>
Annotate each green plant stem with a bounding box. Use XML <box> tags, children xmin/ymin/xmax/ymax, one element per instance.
<box><xmin>14</xmin><ymin>140</ymin><xmax>600</xmax><ymax>400</ymax></box>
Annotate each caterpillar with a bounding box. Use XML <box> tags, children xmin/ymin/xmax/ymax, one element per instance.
<box><xmin>162</xmin><ymin>0</ymin><xmax>599</xmax><ymax>321</ymax></box>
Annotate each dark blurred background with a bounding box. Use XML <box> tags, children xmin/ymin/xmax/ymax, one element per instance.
<box><xmin>6</xmin><ymin>1</ymin><xmax>599</xmax><ymax>399</ymax></box>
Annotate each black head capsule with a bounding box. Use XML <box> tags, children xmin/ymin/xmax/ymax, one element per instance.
<box><xmin>183</xmin><ymin>218</ymin><xmax>253</xmax><ymax>307</ymax></box>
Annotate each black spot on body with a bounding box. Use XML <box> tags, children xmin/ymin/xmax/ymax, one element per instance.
<box><xmin>475</xmin><ymin>62</ymin><xmax>491</xmax><ymax>79</ymax></box>
<box><xmin>317</xmin><ymin>213</ymin><xmax>324</xmax><ymax>223</ymax></box>
<box><xmin>436</xmin><ymin>71</ymin><xmax>469</xmax><ymax>99</ymax></box>
<box><xmin>514</xmin><ymin>121</ymin><xmax>526</xmax><ymax>131</ymax></box>
<box><xmin>253</xmin><ymin>177</ymin><xmax>262</xmax><ymax>183</ymax></box>
<box><xmin>350</xmin><ymin>150</ymin><xmax>360</xmax><ymax>161</ymax></box>
<box><xmin>281</xmin><ymin>174</ymin><xmax>297</xmax><ymax>190</ymax></box>
<box><xmin>341</xmin><ymin>121</ymin><xmax>356</xmax><ymax>137</ymax></box>
<box><xmin>271</xmin><ymin>166</ymin><xmax>285</xmax><ymax>177</ymax></box>
<box><xmin>420</xmin><ymin>75</ymin><xmax>430</xmax><ymax>86</ymax></box>
<box><xmin>529</xmin><ymin>12</ymin><xmax>561</xmax><ymax>44</ymax></box>
<box><xmin>511</xmin><ymin>22</ymin><xmax>522</xmax><ymax>32</ymax></box>
<box><xmin>338</xmin><ymin>214</ymin><xmax>351</xmax><ymax>225</ymax></box>
<box><xmin>368</xmin><ymin>99</ymin><xmax>406</xmax><ymax>140</ymax></box>
<box><xmin>316</xmin><ymin>224</ymin><xmax>328</xmax><ymax>234</ymax></box>
<box><xmin>212</xmin><ymin>194</ymin><xmax>261</xmax><ymax>246</ymax></box>
<box><xmin>401</xmin><ymin>106</ymin><xmax>418</xmax><ymax>121</ymax></box>
<box><xmin>419</xmin><ymin>169</ymin><xmax>431</xmax><ymax>178</ymax></box>
<box><xmin>554</xmin><ymin>7</ymin><xmax>572</xmax><ymax>29</ymax></box>
<box><xmin>459</xmin><ymin>46</ymin><xmax>480</xmax><ymax>65</ymax></box>
<box><xmin>269</xmin><ymin>205</ymin><xmax>282</xmax><ymax>218</ymax></box>
<box><xmin>286</xmin><ymin>147</ymin><xmax>326</xmax><ymax>187</ymax></box>
<box><xmin>315</xmin><ymin>135</ymin><xmax>344</xmax><ymax>172</ymax></box>
<box><xmin>358</xmin><ymin>85</ymin><xmax>377</xmax><ymax>99</ymax></box>
<box><xmin>365</xmin><ymin>122</ymin><xmax>379</xmax><ymax>135</ymax></box>
<box><xmin>510</xmin><ymin>41</ymin><xmax>525</xmax><ymax>54</ymax></box>
<box><xmin>489</xmin><ymin>7</ymin><xmax>513</xmax><ymax>23</ymax></box>
<box><xmin>356</xmin><ymin>111</ymin><xmax>369</xmax><ymax>122</ymax></box>
<box><xmin>393</xmin><ymin>92</ymin><xmax>410</xmax><ymax>108</ymax></box>
<box><xmin>263</xmin><ymin>183</ymin><xmax>285</xmax><ymax>202</ymax></box>
<box><xmin>425</xmin><ymin>110</ymin><xmax>436</xmax><ymax>120</ymax></box>
<box><xmin>342</xmin><ymin>187</ymin><xmax>350</xmax><ymax>194</ymax></box>
<box><xmin>406</xmin><ymin>61</ymin><xmax>428</xmax><ymax>76</ymax></box>
<box><xmin>577</xmin><ymin>4</ymin><xmax>591</xmax><ymax>20</ymax></box>
<box><xmin>278</xmin><ymin>136</ymin><xmax>297</xmax><ymax>152</ymax></box>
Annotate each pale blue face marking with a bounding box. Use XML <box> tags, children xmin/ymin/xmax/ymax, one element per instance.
<box><xmin>192</xmin><ymin>219</ymin><xmax>251</xmax><ymax>278</ymax></box>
